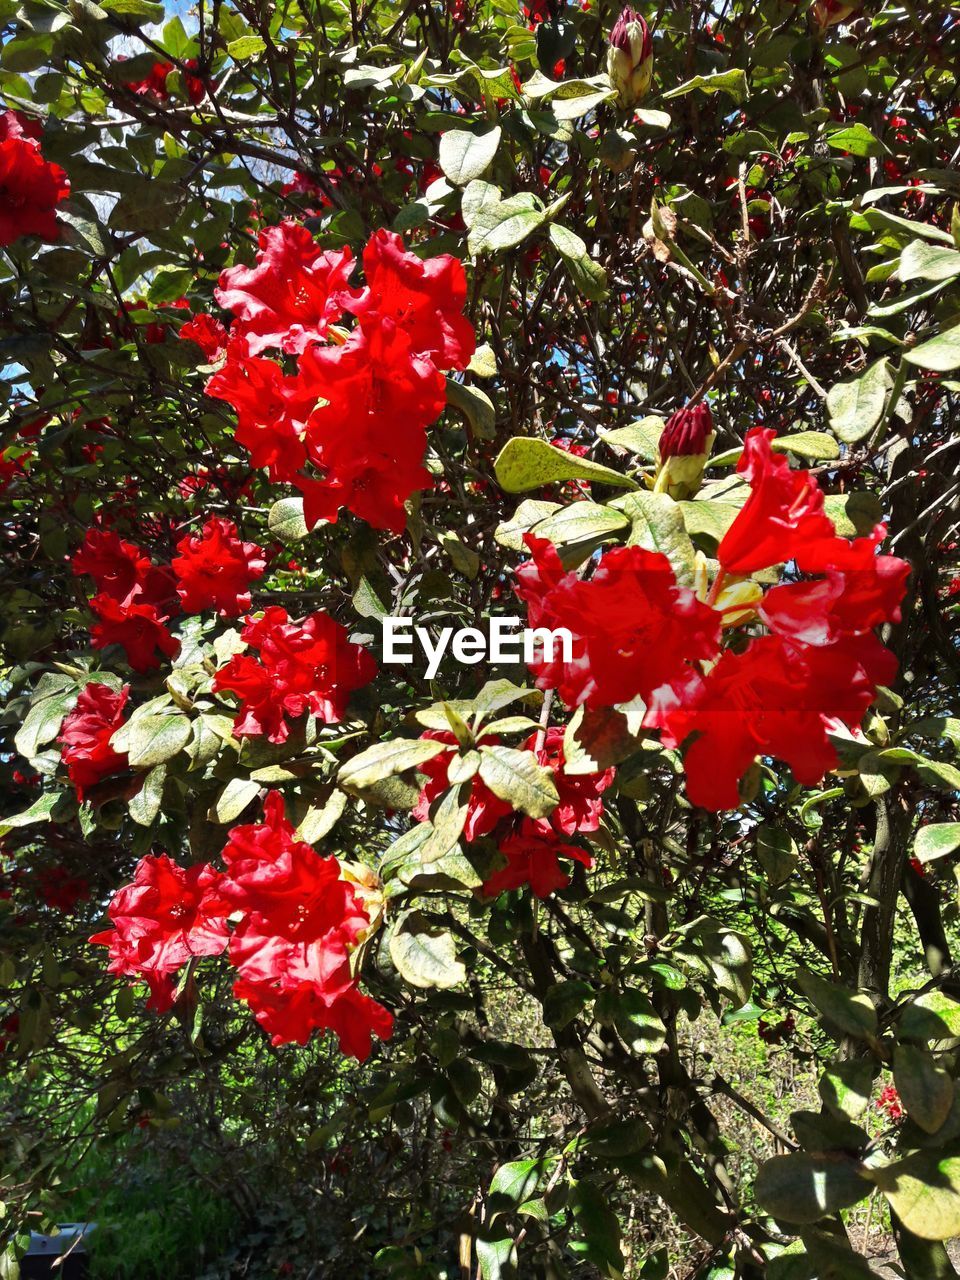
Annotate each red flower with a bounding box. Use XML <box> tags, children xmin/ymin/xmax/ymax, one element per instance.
<box><xmin>223</xmin><ymin>792</ymin><xmax>392</xmax><ymax>1057</ymax></box>
<box><xmin>205</xmin><ymin>344</ymin><xmax>313</xmax><ymax>481</ymax></box>
<box><xmin>516</xmin><ymin>535</ymin><xmax>721</xmax><ymax>711</ymax></box>
<box><xmin>523</xmin><ymin>727</ymin><xmax>614</xmax><ymax>836</ymax></box>
<box><xmin>759</xmin><ymin>523</ymin><xmax>910</xmax><ymax>645</ymax></box>
<box><xmin>875</xmin><ymin>1084</ymin><xmax>903</xmax><ymax>1122</ymax></box>
<box><xmin>346</xmin><ymin>228</ymin><xmax>476</xmax><ymax>371</ymax></box>
<box><xmin>717</xmin><ymin>428</ymin><xmax>835</xmax><ymax>574</ymax></box>
<box><xmin>219</xmin><ymin>793</ymin><xmax>370</xmax><ymax>941</ymax></box>
<box><xmin>125</xmin><ymin>60</ymin><xmax>174</xmax><ymax>98</ymax></box>
<box><xmin>214</xmin><ymin>221</ymin><xmax>358</xmax><ymax>355</ymax></box>
<box><xmin>179</xmin><ymin>312</ymin><xmax>228</xmax><ymax>361</ymax></box>
<box><xmin>90</xmin><ymin>856</ymin><xmax>230</xmax><ymax>1010</ymax></box>
<box><xmin>213</xmin><ymin>606</ymin><xmax>377</xmax><ymax>743</ymax></box>
<box><xmin>413</xmin><ymin>730</ymin><xmax>513</xmax><ymax>841</ymax></box>
<box><xmin>89</xmin><ymin>595</ymin><xmax>180</xmax><ymax>673</ymax></box>
<box><xmin>483</xmin><ymin>825</ymin><xmax>593</xmax><ymax>899</ymax></box>
<box><xmin>59</xmin><ymin>681</ymin><xmax>130</xmax><ymax>800</ymax></box>
<box><xmin>172</xmin><ymin>516</ymin><xmax>267</xmax><ymax>618</ymax></box>
<box><xmin>38</xmin><ymin>866</ymin><xmax>90</xmax><ymax>912</ymax></box>
<box><xmin>72</xmin><ymin>528</ymin><xmax>172</xmax><ymax>609</ymax></box>
<box><xmin>659</xmin><ymin>633</ymin><xmax>898</xmax><ymax>810</ymax></box>
<box><xmin>0</xmin><ymin>117</ymin><xmax>69</xmax><ymax>246</ymax></box>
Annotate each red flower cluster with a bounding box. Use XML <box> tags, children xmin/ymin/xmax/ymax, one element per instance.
<box><xmin>123</xmin><ymin>59</ymin><xmax>205</xmax><ymax>104</ymax></box>
<box><xmin>213</xmin><ymin>606</ymin><xmax>377</xmax><ymax>744</ymax></box>
<box><xmin>59</xmin><ymin>681</ymin><xmax>130</xmax><ymax>799</ymax></box>
<box><xmin>172</xmin><ymin>516</ymin><xmax>266</xmax><ymax>617</ymax></box>
<box><xmin>483</xmin><ymin>827</ymin><xmax>592</xmax><ymax>900</ymax></box>
<box><xmin>875</xmin><ymin>1084</ymin><xmax>903</xmax><ymax>1123</ymax></box>
<box><xmin>516</xmin><ymin>428</ymin><xmax>909</xmax><ymax>810</ymax></box>
<box><xmin>72</xmin><ymin>518</ymin><xmax>266</xmax><ymax>670</ymax></box>
<box><xmin>91</xmin><ymin>794</ymin><xmax>391</xmax><ymax>1057</ymax></box>
<box><xmin>205</xmin><ymin>223</ymin><xmax>475</xmax><ymax>533</ymax></box>
<box><xmin>0</xmin><ymin>110</ymin><xmax>69</xmax><ymax>247</ymax></box>
<box><xmin>524</xmin><ymin>727</ymin><xmax>615</xmax><ymax>837</ymax></box>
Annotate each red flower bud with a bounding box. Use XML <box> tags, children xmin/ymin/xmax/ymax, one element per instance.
<box><xmin>607</xmin><ymin>7</ymin><xmax>654</xmax><ymax>107</ymax></box>
<box><xmin>658</xmin><ymin>402</ymin><xmax>714</xmax><ymax>459</ymax></box>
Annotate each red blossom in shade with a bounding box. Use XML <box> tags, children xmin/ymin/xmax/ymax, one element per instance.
<box><xmin>38</xmin><ymin>866</ymin><xmax>90</xmax><ymax>912</ymax></box>
<box><xmin>346</xmin><ymin>228</ymin><xmax>476</xmax><ymax>371</ymax></box>
<box><xmin>0</xmin><ymin>110</ymin><xmax>43</xmax><ymax>144</ymax></box>
<box><xmin>213</xmin><ymin>605</ymin><xmax>377</xmax><ymax>743</ymax></box>
<box><xmin>59</xmin><ymin>681</ymin><xmax>130</xmax><ymax>800</ymax></box>
<box><xmin>124</xmin><ymin>60</ymin><xmax>174</xmax><ymax>98</ymax></box>
<box><xmin>875</xmin><ymin>1084</ymin><xmax>903</xmax><ymax>1122</ymax></box>
<box><xmin>483</xmin><ymin>824</ymin><xmax>593</xmax><ymax>899</ymax></box>
<box><xmin>71</xmin><ymin>528</ymin><xmax>173</xmax><ymax>608</ymax></box>
<box><xmin>524</xmin><ymin>727</ymin><xmax>614</xmax><ymax>836</ymax></box>
<box><xmin>516</xmin><ymin>535</ymin><xmax>721</xmax><ymax>711</ymax></box>
<box><xmin>205</xmin><ymin>344</ymin><xmax>313</xmax><ymax>481</ymax></box>
<box><xmin>759</xmin><ymin>523</ymin><xmax>910</xmax><ymax>645</ymax></box>
<box><xmin>0</xmin><ymin>117</ymin><xmax>70</xmax><ymax>247</ymax></box>
<box><xmin>90</xmin><ymin>856</ymin><xmax>230</xmax><ymax>1010</ymax></box>
<box><xmin>717</xmin><ymin>428</ymin><xmax>835</xmax><ymax>574</ymax></box>
<box><xmin>172</xmin><ymin>516</ymin><xmax>267</xmax><ymax>618</ymax></box>
<box><xmin>89</xmin><ymin>594</ymin><xmax>180</xmax><ymax>673</ymax></box>
<box><xmin>0</xmin><ymin>448</ymin><xmax>29</xmax><ymax>493</ymax></box>
<box><xmin>658</xmin><ymin>633</ymin><xmax>898</xmax><ymax>811</ymax></box>
<box><xmin>412</xmin><ymin>730</ymin><xmax>513</xmax><ymax>841</ymax></box>
<box><xmin>214</xmin><ymin>221</ymin><xmax>358</xmax><ymax>355</ymax></box>
<box><xmin>178</xmin><ymin>312</ymin><xmax>228</xmax><ymax>361</ymax></box>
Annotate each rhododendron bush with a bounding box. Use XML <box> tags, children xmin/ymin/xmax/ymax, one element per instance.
<box><xmin>1</xmin><ymin>0</ymin><xmax>959</xmax><ymax>1276</ymax></box>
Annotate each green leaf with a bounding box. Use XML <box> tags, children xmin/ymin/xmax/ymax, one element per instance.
<box><xmin>338</xmin><ymin>737</ymin><xmax>447</xmax><ymax>792</ymax></box>
<box><xmin>548</xmin><ymin>224</ymin><xmax>608</xmax><ymax>301</ymax></box>
<box><xmin>616</xmin><ymin>490</ymin><xmax>696</xmax><ymax>585</ymax></box>
<box><xmin>418</xmin><ymin>784</ymin><xmax>469</xmax><ymax>863</ymax></box>
<box><xmin>531</xmin><ymin>501</ymin><xmax>630</xmax><ymax>553</ymax></box>
<box><xmin>904</xmin><ymin>323</ymin><xmax>960</xmax><ymax>372</ymax></box>
<box><xmin>796</xmin><ymin>970</ymin><xmax>877</xmax><ymax>1039</ymax></box>
<box><xmin>613</xmin><ymin>990</ymin><xmax>667</xmax><ymax>1055</ymax></box>
<box><xmin>15</xmin><ymin>692</ymin><xmax>73</xmax><ymax>760</ymax></box>
<box><xmin>102</xmin><ymin>0</ymin><xmax>164</xmax><ymax>17</ymax></box>
<box><xmin>227</xmin><ymin>34</ymin><xmax>266</xmax><ymax>60</ymax></box>
<box><xmin>389</xmin><ymin>911</ymin><xmax>466</xmax><ymax>989</ymax></box>
<box><xmin>297</xmin><ymin>789</ymin><xmax>348</xmax><ymax>843</ymax></box>
<box><xmin>125</xmin><ymin>715</ymin><xmax>192</xmax><ymax>769</ymax></box>
<box><xmin>826</xmin><ymin>358</ymin><xmax>889</xmax><ymax>443</ymax></box>
<box><xmin>0</xmin><ymin>791</ymin><xmax>63</xmax><ymax>838</ymax></box>
<box><xmin>771</xmin><ymin>431</ymin><xmax>841</xmax><ymax>461</ymax></box>
<box><xmin>663</xmin><ymin>68</ymin><xmax>748</xmax><ymax>104</ymax></box>
<box><xmin>875</xmin><ymin>1152</ymin><xmax>960</xmax><ymax>1241</ymax></box>
<box><xmin>820</xmin><ymin>1059</ymin><xmax>874</xmax><ymax>1120</ymax></box>
<box><xmin>563</xmin><ymin>705</ymin><xmax>636</xmax><ymax>776</ymax></box>
<box><xmin>755</xmin><ymin>1153</ymin><xmax>871</xmax><ymax>1224</ymax></box>
<box><xmin>756</xmin><ymin>826</ymin><xmax>798</xmax><ymax>886</ymax></box>
<box><xmin>478</xmin><ymin>744</ymin><xmax>559</xmax><ymax>819</ymax></box>
<box><xmin>915</xmin><ymin>824</ymin><xmax>960</xmax><ymax>864</ymax></box>
<box><xmin>438</xmin><ymin>126</ymin><xmax>502</xmax><ymax>185</ymax></box>
<box><xmin>900</xmin><ymin>240</ymin><xmax>960</xmax><ymax>283</ymax></box>
<box><xmin>268</xmin><ymin>497</ymin><xmax>310</xmax><ymax>542</ymax></box>
<box><xmin>462</xmin><ymin>180</ymin><xmax>545</xmax><ymax>256</ymax></box>
<box><xmin>824</xmin><ymin>123</ymin><xmax>886</xmax><ymax>158</ymax></box>
<box><xmin>543</xmin><ymin>980</ymin><xmax>593</xmax><ymax>1030</ymax></box>
<box><xmin>209</xmin><ymin>776</ymin><xmax>260</xmax><ymax>824</ymax></box>
<box><xmin>445</xmin><ymin>378</ymin><xmax>496</xmax><ymax>440</ymax></box>
<box><xmin>129</xmin><ymin>764</ymin><xmax>166</xmax><ymax>827</ymax></box>
<box><xmin>600</xmin><ymin>417</ymin><xmax>663</xmax><ymax>460</ymax></box>
<box><xmin>894</xmin><ymin>1045</ymin><xmax>955</xmax><ymax>1134</ymax></box>
<box><xmin>569</xmin><ymin>1179</ymin><xmax>624</xmax><ymax>1273</ymax></box>
<box><xmin>494</xmin><ymin>437</ymin><xmax>637</xmax><ymax>493</ymax></box>
<box><xmin>678</xmin><ymin>500</ymin><xmax>741</xmax><ymax>543</ymax></box>
<box><xmin>900</xmin><ymin>991</ymin><xmax>960</xmax><ymax>1042</ymax></box>
<box><xmin>488</xmin><ymin>1159</ymin><xmax>546</xmax><ymax>1216</ymax></box>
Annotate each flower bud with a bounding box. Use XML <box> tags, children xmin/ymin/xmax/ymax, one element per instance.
<box><xmin>607</xmin><ymin>7</ymin><xmax>654</xmax><ymax>108</ymax></box>
<box><xmin>653</xmin><ymin>402</ymin><xmax>715</xmax><ymax>499</ymax></box>
<box><xmin>811</xmin><ymin>0</ymin><xmax>862</xmax><ymax>29</ymax></box>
